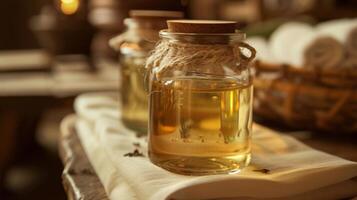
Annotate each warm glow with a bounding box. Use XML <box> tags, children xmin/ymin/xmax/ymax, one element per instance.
<box><xmin>60</xmin><ymin>0</ymin><xmax>80</xmax><ymax>15</ymax></box>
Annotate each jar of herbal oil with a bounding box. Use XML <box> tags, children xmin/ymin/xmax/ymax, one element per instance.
<box><xmin>110</xmin><ymin>10</ymin><xmax>183</xmax><ymax>134</ymax></box>
<box><xmin>146</xmin><ymin>20</ymin><xmax>256</xmax><ymax>175</ymax></box>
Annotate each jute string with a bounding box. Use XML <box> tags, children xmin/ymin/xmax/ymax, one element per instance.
<box><xmin>145</xmin><ymin>40</ymin><xmax>256</xmax><ymax>77</ymax></box>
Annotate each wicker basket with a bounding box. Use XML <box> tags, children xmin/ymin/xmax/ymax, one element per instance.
<box><xmin>253</xmin><ymin>61</ymin><xmax>357</xmax><ymax>133</ymax></box>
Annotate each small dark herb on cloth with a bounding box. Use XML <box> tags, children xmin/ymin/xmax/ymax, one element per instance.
<box><xmin>253</xmin><ymin>168</ymin><xmax>270</xmax><ymax>174</ymax></box>
<box><xmin>124</xmin><ymin>149</ymin><xmax>144</xmax><ymax>157</ymax></box>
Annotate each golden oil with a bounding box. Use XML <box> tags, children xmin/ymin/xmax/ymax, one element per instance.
<box><xmin>148</xmin><ymin>76</ymin><xmax>253</xmax><ymax>175</ymax></box>
<box><xmin>120</xmin><ymin>55</ymin><xmax>148</xmax><ymax>134</ymax></box>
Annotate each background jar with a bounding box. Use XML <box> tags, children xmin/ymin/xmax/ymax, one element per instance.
<box><xmin>147</xmin><ymin>20</ymin><xmax>256</xmax><ymax>175</ymax></box>
<box><xmin>110</xmin><ymin>10</ymin><xmax>183</xmax><ymax>135</ymax></box>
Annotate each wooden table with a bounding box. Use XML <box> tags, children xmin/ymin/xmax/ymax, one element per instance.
<box><xmin>59</xmin><ymin>120</ymin><xmax>357</xmax><ymax>200</ymax></box>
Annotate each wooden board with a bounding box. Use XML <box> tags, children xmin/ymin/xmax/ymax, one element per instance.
<box><xmin>59</xmin><ymin>118</ymin><xmax>109</xmax><ymax>200</ymax></box>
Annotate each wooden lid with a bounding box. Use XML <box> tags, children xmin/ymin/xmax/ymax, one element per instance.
<box><xmin>129</xmin><ymin>10</ymin><xmax>184</xmax><ymax>19</ymax></box>
<box><xmin>167</xmin><ymin>20</ymin><xmax>237</xmax><ymax>33</ymax></box>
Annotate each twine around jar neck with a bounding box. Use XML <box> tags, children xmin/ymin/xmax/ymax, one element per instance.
<box><xmin>146</xmin><ymin>30</ymin><xmax>256</xmax><ymax>78</ymax></box>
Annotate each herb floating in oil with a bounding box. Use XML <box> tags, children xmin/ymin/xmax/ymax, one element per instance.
<box><xmin>124</xmin><ymin>149</ymin><xmax>145</xmax><ymax>157</ymax></box>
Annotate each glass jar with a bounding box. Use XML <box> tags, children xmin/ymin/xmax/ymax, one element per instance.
<box><xmin>147</xmin><ymin>20</ymin><xmax>256</xmax><ymax>175</ymax></box>
<box><xmin>110</xmin><ymin>10</ymin><xmax>183</xmax><ymax>134</ymax></box>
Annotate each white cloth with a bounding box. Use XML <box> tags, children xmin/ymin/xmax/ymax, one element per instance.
<box><xmin>63</xmin><ymin>93</ymin><xmax>357</xmax><ymax>200</ymax></box>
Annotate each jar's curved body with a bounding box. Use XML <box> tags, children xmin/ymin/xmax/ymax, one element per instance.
<box><xmin>148</xmin><ymin>31</ymin><xmax>255</xmax><ymax>175</ymax></box>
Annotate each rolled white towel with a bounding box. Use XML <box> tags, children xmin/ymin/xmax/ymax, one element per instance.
<box><xmin>289</xmin><ymin>31</ymin><xmax>344</xmax><ymax>68</ymax></box>
<box><xmin>269</xmin><ymin>22</ymin><xmax>314</xmax><ymax>65</ymax></box>
<box><xmin>246</xmin><ymin>36</ymin><xmax>276</xmax><ymax>64</ymax></box>
<box><xmin>289</xmin><ymin>31</ymin><xmax>316</xmax><ymax>67</ymax></box>
<box><xmin>305</xmin><ymin>36</ymin><xmax>344</xmax><ymax>68</ymax></box>
<box><xmin>317</xmin><ymin>18</ymin><xmax>357</xmax><ymax>68</ymax></box>
<box><xmin>316</xmin><ymin>18</ymin><xmax>357</xmax><ymax>43</ymax></box>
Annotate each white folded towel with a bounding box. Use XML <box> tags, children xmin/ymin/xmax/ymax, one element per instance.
<box><xmin>62</xmin><ymin>93</ymin><xmax>357</xmax><ymax>200</ymax></box>
<box><xmin>74</xmin><ymin>92</ymin><xmax>120</xmax><ymax>122</ymax></box>
<box><xmin>269</xmin><ymin>22</ymin><xmax>314</xmax><ymax>65</ymax></box>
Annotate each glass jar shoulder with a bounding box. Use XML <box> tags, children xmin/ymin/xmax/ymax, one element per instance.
<box><xmin>149</xmin><ymin>65</ymin><xmax>252</xmax><ymax>90</ymax></box>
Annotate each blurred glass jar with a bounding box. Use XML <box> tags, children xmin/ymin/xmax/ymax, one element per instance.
<box><xmin>146</xmin><ymin>20</ymin><xmax>256</xmax><ymax>175</ymax></box>
<box><xmin>110</xmin><ymin>10</ymin><xmax>183</xmax><ymax>134</ymax></box>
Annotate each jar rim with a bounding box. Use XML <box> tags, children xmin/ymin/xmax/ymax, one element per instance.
<box><xmin>159</xmin><ymin>29</ymin><xmax>246</xmax><ymax>43</ymax></box>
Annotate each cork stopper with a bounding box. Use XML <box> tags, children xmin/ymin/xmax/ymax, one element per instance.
<box><xmin>167</xmin><ymin>20</ymin><xmax>237</xmax><ymax>33</ymax></box>
<box><xmin>129</xmin><ymin>10</ymin><xmax>184</xmax><ymax>19</ymax></box>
